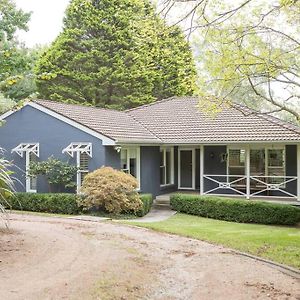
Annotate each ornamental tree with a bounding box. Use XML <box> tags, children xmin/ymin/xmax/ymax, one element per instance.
<box><xmin>79</xmin><ymin>167</ymin><xmax>142</xmax><ymax>214</ymax></box>
<box><xmin>35</xmin><ymin>0</ymin><xmax>196</xmax><ymax>109</ymax></box>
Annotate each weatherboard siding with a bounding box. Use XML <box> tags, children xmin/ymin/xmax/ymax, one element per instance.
<box><xmin>0</xmin><ymin>105</ymin><xmax>106</xmax><ymax>192</ymax></box>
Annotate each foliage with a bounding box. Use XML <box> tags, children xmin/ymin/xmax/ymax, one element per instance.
<box><xmin>160</xmin><ymin>0</ymin><xmax>300</xmax><ymax>122</ymax></box>
<box><xmin>0</xmin><ymin>0</ymin><xmax>30</xmax><ymax>41</ymax></box>
<box><xmin>0</xmin><ymin>45</ymin><xmax>40</xmax><ymax>101</ymax></box>
<box><xmin>35</xmin><ymin>0</ymin><xmax>196</xmax><ymax>109</ymax></box>
<box><xmin>0</xmin><ymin>92</ymin><xmax>15</xmax><ymax>114</ymax></box>
<box><xmin>9</xmin><ymin>192</ymin><xmax>81</xmax><ymax>214</ymax></box>
<box><xmin>135</xmin><ymin>194</ymin><xmax>153</xmax><ymax>217</ymax></box>
<box><xmin>79</xmin><ymin>166</ymin><xmax>142</xmax><ymax>214</ymax></box>
<box><xmin>131</xmin><ymin>213</ymin><xmax>300</xmax><ymax>269</ymax></box>
<box><xmin>0</xmin><ymin>148</ymin><xmax>14</xmax><ymax>226</ymax></box>
<box><xmin>0</xmin><ymin>1</ymin><xmax>39</xmax><ymax>102</ymax></box>
<box><xmin>29</xmin><ymin>157</ymin><xmax>78</xmax><ymax>192</ymax></box>
<box><xmin>170</xmin><ymin>194</ymin><xmax>300</xmax><ymax>225</ymax></box>
<box><xmin>197</xmin><ymin>1</ymin><xmax>300</xmax><ymax>122</ymax></box>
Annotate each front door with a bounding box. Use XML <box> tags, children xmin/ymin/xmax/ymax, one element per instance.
<box><xmin>179</xmin><ymin>148</ymin><xmax>195</xmax><ymax>189</ymax></box>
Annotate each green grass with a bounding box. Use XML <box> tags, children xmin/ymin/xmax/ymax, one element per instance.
<box><xmin>129</xmin><ymin>213</ymin><xmax>300</xmax><ymax>269</ymax></box>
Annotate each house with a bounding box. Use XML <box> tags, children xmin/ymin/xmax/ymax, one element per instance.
<box><xmin>0</xmin><ymin>97</ymin><xmax>300</xmax><ymax>202</ymax></box>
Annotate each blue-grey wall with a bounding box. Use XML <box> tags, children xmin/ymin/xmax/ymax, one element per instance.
<box><xmin>0</xmin><ymin>106</ymin><xmax>110</xmax><ymax>192</ymax></box>
<box><xmin>203</xmin><ymin>145</ymin><xmax>228</xmax><ymax>193</ymax></box>
<box><xmin>140</xmin><ymin>146</ymin><xmax>160</xmax><ymax>196</ymax></box>
<box><xmin>286</xmin><ymin>145</ymin><xmax>297</xmax><ymax>196</ymax></box>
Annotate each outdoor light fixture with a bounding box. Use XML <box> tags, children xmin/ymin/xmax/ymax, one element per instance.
<box><xmin>114</xmin><ymin>146</ymin><xmax>122</xmax><ymax>153</ymax></box>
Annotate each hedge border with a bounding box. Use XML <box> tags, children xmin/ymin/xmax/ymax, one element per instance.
<box><xmin>8</xmin><ymin>192</ymin><xmax>153</xmax><ymax>217</ymax></box>
<box><xmin>170</xmin><ymin>194</ymin><xmax>300</xmax><ymax>225</ymax></box>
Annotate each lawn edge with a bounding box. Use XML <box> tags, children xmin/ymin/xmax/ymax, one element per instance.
<box><xmin>124</xmin><ymin>221</ymin><xmax>300</xmax><ymax>277</ymax></box>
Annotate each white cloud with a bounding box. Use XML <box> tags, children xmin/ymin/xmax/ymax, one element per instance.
<box><xmin>15</xmin><ymin>0</ymin><xmax>70</xmax><ymax>47</ymax></box>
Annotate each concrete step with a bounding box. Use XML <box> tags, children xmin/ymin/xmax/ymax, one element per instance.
<box><xmin>152</xmin><ymin>203</ymin><xmax>172</xmax><ymax>210</ymax></box>
<box><xmin>154</xmin><ymin>198</ymin><xmax>170</xmax><ymax>205</ymax></box>
<box><xmin>155</xmin><ymin>195</ymin><xmax>171</xmax><ymax>201</ymax></box>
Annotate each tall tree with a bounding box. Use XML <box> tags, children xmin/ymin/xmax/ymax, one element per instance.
<box><xmin>0</xmin><ymin>0</ymin><xmax>37</xmax><ymax>106</ymax></box>
<box><xmin>35</xmin><ymin>0</ymin><xmax>196</xmax><ymax>109</ymax></box>
<box><xmin>159</xmin><ymin>0</ymin><xmax>300</xmax><ymax>123</ymax></box>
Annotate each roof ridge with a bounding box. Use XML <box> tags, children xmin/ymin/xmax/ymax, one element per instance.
<box><xmin>128</xmin><ymin>113</ymin><xmax>163</xmax><ymax>143</ymax></box>
<box><xmin>232</xmin><ymin>102</ymin><xmax>300</xmax><ymax>135</ymax></box>
<box><xmin>34</xmin><ymin>99</ymin><xmax>125</xmax><ymax>114</ymax></box>
<box><xmin>125</xmin><ymin>96</ymin><xmax>179</xmax><ymax>112</ymax></box>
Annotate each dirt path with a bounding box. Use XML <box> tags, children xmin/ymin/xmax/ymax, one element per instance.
<box><xmin>0</xmin><ymin>214</ymin><xmax>299</xmax><ymax>300</ymax></box>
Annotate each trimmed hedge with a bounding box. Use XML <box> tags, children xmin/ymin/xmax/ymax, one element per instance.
<box><xmin>8</xmin><ymin>192</ymin><xmax>153</xmax><ymax>217</ymax></box>
<box><xmin>9</xmin><ymin>193</ymin><xmax>81</xmax><ymax>215</ymax></box>
<box><xmin>170</xmin><ymin>194</ymin><xmax>300</xmax><ymax>225</ymax></box>
<box><xmin>135</xmin><ymin>194</ymin><xmax>153</xmax><ymax>217</ymax></box>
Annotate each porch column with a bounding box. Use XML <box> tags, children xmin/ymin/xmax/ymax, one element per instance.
<box><xmin>200</xmin><ymin>145</ymin><xmax>204</xmax><ymax>195</ymax></box>
<box><xmin>297</xmin><ymin>144</ymin><xmax>300</xmax><ymax>201</ymax></box>
<box><xmin>245</xmin><ymin>146</ymin><xmax>250</xmax><ymax>200</ymax></box>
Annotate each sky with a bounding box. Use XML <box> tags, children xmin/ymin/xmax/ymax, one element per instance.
<box><xmin>15</xmin><ymin>0</ymin><xmax>70</xmax><ymax>47</ymax></box>
<box><xmin>15</xmin><ymin>0</ymin><xmax>190</xmax><ymax>47</ymax></box>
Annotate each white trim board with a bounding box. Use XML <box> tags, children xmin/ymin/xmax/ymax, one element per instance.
<box><xmin>0</xmin><ymin>102</ymin><xmax>116</xmax><ymax>146</ymax></box>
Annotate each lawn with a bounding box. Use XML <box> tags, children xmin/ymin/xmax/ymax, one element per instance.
<box><xmin>130</xmin><ymin>213</ymin><xmax>300</xmax><ymax>269</ymax></box>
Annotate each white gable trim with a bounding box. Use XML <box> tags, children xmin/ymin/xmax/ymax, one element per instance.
<box><xmin>0</xmin><ymin>102</ymin><xmax>116</xmax><ymax>146</ymax></box>
<box><xmin>0</xmin><ymin>109</ymin><xmax>16</xmax><ymax>121</ymax></box>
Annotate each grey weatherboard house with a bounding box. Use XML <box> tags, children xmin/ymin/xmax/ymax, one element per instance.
<box><xmin>0</xmin><ymin>97</ymin><xmax>300</xmax><ymax>202</ymax></box>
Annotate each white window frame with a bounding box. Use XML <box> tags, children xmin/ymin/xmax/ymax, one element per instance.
<box><xmin>62</xmin><ymin>142</ymin><xmax>92</xmax><ymax>193</ymax></box>
<box><xmin>11</xmin><ymin>143</ymin><xmax>39</xmax><ymax>193</ymax></box>
<box><xmin>160</xmin><ymin>147</ymin><xmax>174</xmax><ymax>187</ymax></box>
<box><xmin>120</xmin><ymin>147</ymin><xmax>140</xmax><ymax>189</ymax></box>
<box><xmin>227</xmin><ymin>145</ymin><xmax>286</xmax><ymax>186</ymax></box>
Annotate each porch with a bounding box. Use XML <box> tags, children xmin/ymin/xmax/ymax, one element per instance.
<box><xmin>157</xmin><ymin>144</ymin><xmax>300</xmax><ymax>202</ymax></box>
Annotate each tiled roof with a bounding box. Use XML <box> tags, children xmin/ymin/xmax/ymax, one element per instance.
<box><xmin>34</xmin><ymin>100</ymin><xmax>160</xmax><ymax>143</ymax></box>
<box><xmin>34</xmin><ymin>97</ymin><xmax>300</xmax><ymax>144</ymax></box>
<box><xmin>126</xmin><ymin>97</ymin><xmax>300</xmax><ymax>143</ymax></box>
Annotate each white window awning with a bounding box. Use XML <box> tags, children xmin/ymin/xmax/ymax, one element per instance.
<box><xmin>62</xmin><ymin>142</ymin><xmax>92</xmax><ymax>158</ymax></box>
<box><xmin>11</xmin><ymin>143</ymin><xmax>39</xmax><ymax>158</ymax></box>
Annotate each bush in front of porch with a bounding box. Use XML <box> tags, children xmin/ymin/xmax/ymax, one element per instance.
<box><xmin>170</xmin><ymin>194</ymin><xmax>300</xmax><ymax>225</ymax></box>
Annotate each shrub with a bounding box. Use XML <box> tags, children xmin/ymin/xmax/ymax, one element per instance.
<box><xmin>79</xmin><ymin>167</ymin><xmax>142</xmax><ymax>214</ymax></box>
<box><xmin>135</xmin><ymin>194</ymin><xmax>153</xmax><ymax>217</ymax></box>
<box><xmin>170</xmin><ymin>194</ymin><xmax>300</xmax><ymax>225</ymax></box>
<box><xmin>29</xmin><ymin>157</ymin><xmax>78</xmax><ymax>192</ymax></box>
<box><xmin>9</xmin><ymin>192</ymin><xmax>81</xmax><ymax>214</ymax></box>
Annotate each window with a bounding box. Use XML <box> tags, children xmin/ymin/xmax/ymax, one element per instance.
<box><xmin>78</xmin><ymin>152</ymin><xmax>89</xmax><ymax>186</ymax></box>
<box><xmin>250</xmin><ymin>149</ymin><xmax>265</xmax><ymax>175</ymax></box>
<box><xmin>62</xmin><ymin>142</ymin><xmax>92</xmax><ymax>193</ymax></box>
<box><xmin>228</xmin><ymin>149</ymin><xmax>245</xmax><ymax>176</ymax></box>
<box><xmin>11</xmin><ymin>143</ymin><xmax>39</xmax><ymax>192</ymax></box>
<box><xmin>249</xmin><ymin>147</ymin><xmax>285</xmax><ymax>188</ymax></box>
<box><xmin>267</xmin><ymin>149</ymin><xmax>285</xmax><ymax>184</ymax></box>
<box><xmin>120</xmin><ymin>147</ymin><xmax>140</xmax><ymax>187</ymax></box>
<box><xmin>160</xmin><ymin>147</ymin><xmax>174</xmax><ymax>186</ymax></box>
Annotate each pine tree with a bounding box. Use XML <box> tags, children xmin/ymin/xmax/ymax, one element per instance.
<box><xmin>35</xmin><ymin>0</ymin><xmax>196</xmax><ymax>109</ymax></box>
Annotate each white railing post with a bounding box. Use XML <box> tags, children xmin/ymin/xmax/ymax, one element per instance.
<box><xmin>246</xmin><ymin>146</ymin><xmax>250</xmax><ymax>200</ymax></box>
<box><xmin>200</xmin><ymin>145</ymin><xmax>204</xmax><ymax>195</ymax></box>
<box><xmin>297</xmin><ymin>144</ymin><xmax>300</xmax><ymax>201</ymax></box>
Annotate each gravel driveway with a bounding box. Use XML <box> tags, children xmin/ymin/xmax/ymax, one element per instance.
<box><xmin>0</xmin><ymin>213</ymin><xmax>299</xmax><ymax>300</ymax></box>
